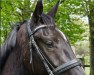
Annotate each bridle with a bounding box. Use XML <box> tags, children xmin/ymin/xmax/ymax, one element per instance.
<box><xmin>26</xmin><ymin>20</ymin><xmax>83</xmax><ymax>75</ymax></box>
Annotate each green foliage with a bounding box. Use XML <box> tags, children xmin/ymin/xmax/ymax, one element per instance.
<box><xmin>44</xmin><ymin>0</ymin><xmax>86</xmax><ymax>44</ymax></box>
<box><xmin>1</xmin><ymin>0</ymin><xmax>87</xmax><ymax>45</ymax></box>
<box><xmin>0</xmin><ymin>0</ymin><xmax>36</xmax><ymax>45</ymax></box>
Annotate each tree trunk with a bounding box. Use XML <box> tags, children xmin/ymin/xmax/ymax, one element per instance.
<box><xmin>88</xmin><ymin>1</ymin><xmax>94</xmax><ymax>75</ymax></box>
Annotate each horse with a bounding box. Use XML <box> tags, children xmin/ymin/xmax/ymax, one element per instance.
<box><xmin>0</xmin><ymin>0</ymin><xmax>85</xmax><ymax>75</ymax></box>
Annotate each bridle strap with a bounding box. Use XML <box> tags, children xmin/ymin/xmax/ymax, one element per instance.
<box><xmin>53</xmin><ymin>59</ymin><xmax>82</xmax><ymax>75</ymax></box>
<box><xmin>30</xmin><ymin>35</ymin><xmax>54</xmax><ymax>75</ymax></box>
<box><xmin>27</xmin><ymin>20</ymin><xmax>48</xmax><ymax>37</ymax></box>
<box><xmin>27</xmin><ymin>20</ymin><xmax>54</xmax><ymax>75</ymax></box>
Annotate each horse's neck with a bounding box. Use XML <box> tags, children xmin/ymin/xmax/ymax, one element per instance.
<box><xmin>1</xmin><ymin>24</ymin><xmax>31</xmax><ymax>75</ymax></box>
<box><xmin>2</xmin><ymin>46</ymin><xmax>19</xmax><ymax>74</ymax></box>
<box><xmin>0</xmin><ymin>28</ymin><xmax>17</xmax><ymax>70</ymax></box>
<box><xmin>1</xmin><ymin>46</ymin><xmax>30</xmax><ymax>75</ymax></box>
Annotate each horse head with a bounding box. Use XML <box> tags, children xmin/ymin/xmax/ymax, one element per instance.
<box><xmin>23</xmin><ymin>0</ymin><xmax>85</xmax><ymax>75</ymax></box>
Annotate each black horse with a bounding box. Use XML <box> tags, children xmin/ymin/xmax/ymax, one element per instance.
<box><xmin>0</xmin><ymin>0</ymin><xmax>85</xmax><ymax>75</ymax></box>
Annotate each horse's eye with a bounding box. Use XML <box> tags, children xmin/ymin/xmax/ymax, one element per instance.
<box><xmin>46</xmin><ymin>41</ymin><xmax>54</xmax><ymax>48</ymax></box>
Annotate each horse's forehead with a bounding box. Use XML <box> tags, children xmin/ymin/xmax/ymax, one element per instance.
<box><xmin>39</xmin><ymin>28</ymin><xmax>58</xmax><ymax>40</ymax></box>
<box><xmin>44</xmin><ymin>29</ymin><xmax>55</xmax><ymax>35</ymax></box>
<box><xmin>55</xmin><ymin>28</ymin><xmax>68</xmax><ymax>42</ymax></box>
<box><xmin>35</xmin><ymin>27</ymin><xmax>67</xmax><ymax>42</ymax></box>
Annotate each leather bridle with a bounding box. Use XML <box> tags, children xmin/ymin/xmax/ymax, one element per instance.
<box><xmin>26</xmin><ymin>20</ymin><xmax>83</xmax><ymax>75</ymax></box>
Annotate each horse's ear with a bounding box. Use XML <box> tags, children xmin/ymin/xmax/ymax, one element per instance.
<box><xmin>47</xmin><ymin>0</ymin><xmax>60</xmax><ymax>18</ymax></box>
<box><xmin>32</xmin><ymin>0</ymin><xmax>43</xmax><ymax>23</ymax></box>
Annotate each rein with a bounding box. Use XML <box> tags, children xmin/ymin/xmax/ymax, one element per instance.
<box><xmin>26</xmin><ymin>20</ymin><xmax>83</xmax><ymax>75</ymax></box>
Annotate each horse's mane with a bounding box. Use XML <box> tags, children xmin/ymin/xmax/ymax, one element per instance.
<box><xmin>0</xmin><ymin>21</ymin><xmax>26</xmax><ymax>70</ymax></box>
<box><xmin>31</xmin><ymin>13</ymin><xmax>55</xmax><ymax>27</ymax></box>
<box><xmin>0</xmin><ymin>27</ymin><xmax>17</xmax><ymax>69</ymax></box>
<box><xmin>41</xmin><ymin>13</ymin><xmax>54</xmax><ymax>25</ymax></box>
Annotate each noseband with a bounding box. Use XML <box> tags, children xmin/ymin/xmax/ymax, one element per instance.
<box><xmin>27</xmin><ymin>20</ymin><xmax>83</xmax><ymax>75</ymax></box>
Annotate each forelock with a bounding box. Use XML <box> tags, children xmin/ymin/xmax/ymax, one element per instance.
<box><xmin>41</xmin><ymin>13</ymin><xmax>55</xmax><ymax>25</ymax></box>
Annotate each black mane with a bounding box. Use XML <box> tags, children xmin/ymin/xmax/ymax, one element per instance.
<box><xmin>0</xmin><ymin>21</ymin><xmax>26</xmax><ymax>70</ymax></box>
<box><xmin>0</xmin><ymin>27</ymin><xmax>17</xmax><ymax>70</ymax></box>
<box><xmin>41</xmin><ymin>13</ymin><xmax>55</xmax><ymax>25</ymax></box>
<box><xmin>30</xmin><ymin>13</ymin><xmax>55</xmax><ymax>30</ymax></box>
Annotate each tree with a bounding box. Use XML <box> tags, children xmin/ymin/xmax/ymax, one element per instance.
<box><xmin>88</xmin><ymin>0</ymin><xmax>94</xmax><ymax>75</ymax></box>
<box><xmin>1</xmin><ymin>0</ymin><xmax>86</xmax><ymax>45</ymax></box>
<box><xmin>0</xmin><ymin>0</ymin><xmax>37</xmax><ymax>45</ymax></box>
<box><xmin>44</xmin><ymin>0</ymin><xmax>86</xmax><ymax>44</ymax></box>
